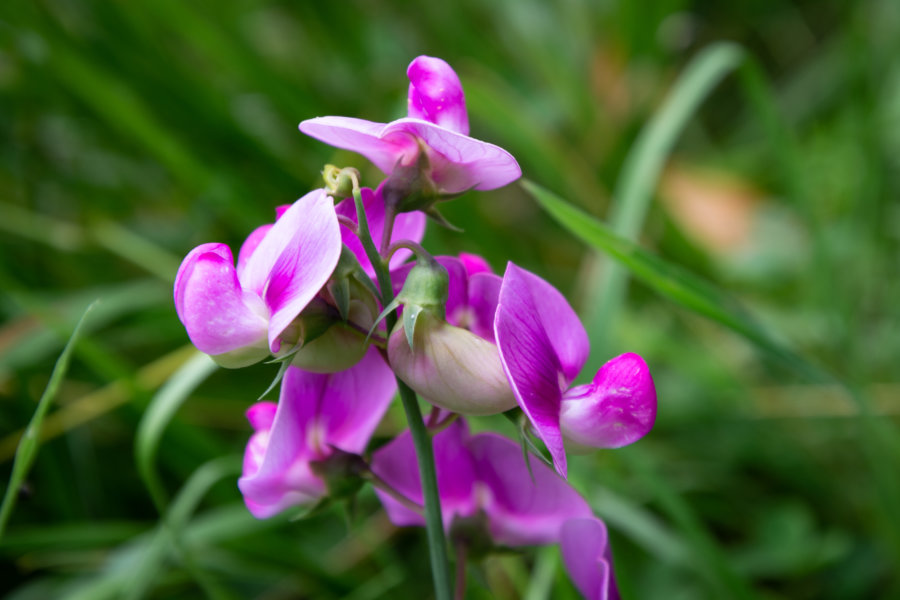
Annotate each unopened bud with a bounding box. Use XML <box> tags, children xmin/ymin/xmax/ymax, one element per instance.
<box><xmin>323</xmin><ymin>165</ymin><xmax>360</xmax><ymax>198</ymax></box>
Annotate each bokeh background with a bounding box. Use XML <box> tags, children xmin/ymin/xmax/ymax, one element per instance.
<box><xmin>2</xmin><ymin>1</ymin><xmax>899</xmax><ymax>598</ymax></box>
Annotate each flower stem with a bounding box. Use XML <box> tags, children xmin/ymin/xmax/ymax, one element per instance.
<box><xmin>351</xmin><ymin>182</ymin><xmax>453</xmax><ymax>600</ymax></box>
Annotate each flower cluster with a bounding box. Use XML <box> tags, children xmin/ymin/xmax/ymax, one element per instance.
<box><xmin>174</xmin><ymin>55</ymin><xmax>656</xmax><ymax>599</ymax></box>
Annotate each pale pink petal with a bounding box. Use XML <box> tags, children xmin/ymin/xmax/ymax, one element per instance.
<box><xmin>372</xmin><ymin>420</ymin><xmax>477</xmax><ymax>529</ymax></box>
<box><xmin>299</xmin><ymin>116</ymin><xmax>419</xmax><ymax>174</ymax></box>
<box><xmin>382</xmin><ymin>119</ymin><xmax>521</xmax><ymax>192</ymax></box>
<box><xmin>469</xmin><ymin>433</ymin><xmax>592</xmax><ymax>547</ymax></box>
<box><xmin>236</xmin><ymin>224</ymin><xmax>272</xmax><ymax>281</ymax></box>
<box><xmin>407</xmin><ymin>55</ymin><xmax>469</xmax><ymax>135</ymax></box>
<box><xmin>252</xmin><ymin>190</ymin><xmax>342</xmax><ymax>352</ymax></box>
<box><xmin>560</xmin><ymin>353</ymin><xmax>656</xmax><ymax>449</ymax></box>
<box><xmin>175</xmin><ymin>245</ymin><xmax>268</xmax><ymax>356</ymax></box>
<box><xmin>561</xmin><ymin>518</ymin><xmax>619</xmax><ymax>600</ymax></box>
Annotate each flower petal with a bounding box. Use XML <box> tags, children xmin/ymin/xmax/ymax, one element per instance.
<box><xmin>468</xmin><ymin>433</ymin><xmax>592</xmax><ymax>547</ymax></box>
<box><xmin>236</xmin><ymin>224</ymin><xmax>272</xmax><ymax>282</ymax></box>
<box><xmin>560</xmin><ymin>353</ymin><xmax>656</xmax><ymax>449</ymax></box>
<box><xmin>459</xmin><ymin>253</ymin><xmax>493</xmax><ymax>277</ymax></box>
<box><xmin>174</xmin><ymin>243</ymin><xmax>268</xmax><ymax>357</ymax></box>
<box><xmin>560</xmin><ymin>518</ymin><xmax>619</xmax><ymax>600</ymax></box>
<box><xmin>407</xmin><ymin>55</ymin><xmax>469</xmax><ymax>135</ymax></box>
<box><xmin>238</xmin><ymin>367</ymin><xmax>332</xmax><ymax>519</ymax></box>
<box><xmin>299</xmin><ymin>116</ymin><xmax>419</xmax><ymax>174</ymax></box>
<box><xmin>495</xmin><ymin>264</ymin><xmax>573</xmax><ymax>476</ymax></box>
<box><xmin>371</xmin><ymin>420</ymin><xmax>477</xmax><ymax>528</ymax></box>
<box><xmin>313</xmin><ymin>346</ymin><xmax>396</xmax><ymax>454</ymax></box>
<box><xmin>466</xmin><ymin>272</ymin><xmax>501</xmax><ymax>343</ymax></box>
<box><xmin>242</xmin><ymin>189</ymin><xmax>341</xmax><ymax>352</ymax></box>
<box><xmin>382</xmin><ymin>119</ymin><xmax>521</xmax><ymax>193</ymax></box>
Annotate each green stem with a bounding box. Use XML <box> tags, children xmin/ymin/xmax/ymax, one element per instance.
<box><xmin>351</xmin><ymin>183</ymin><xmax>453</xmax><ymax>600</ymax></box>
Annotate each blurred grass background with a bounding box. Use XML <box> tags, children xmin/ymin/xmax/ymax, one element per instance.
<box><xmin>2</xmin><ymin>0</ymin><xmax>899</xmax><ymax>598</ymax></box>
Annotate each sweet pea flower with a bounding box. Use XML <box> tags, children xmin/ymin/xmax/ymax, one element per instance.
<box><xmin>299</xmin><ymin>56</ymin><xmax>521</xmax><ymax>204</ymax></box>
<box><xmin>372</xmin><ymin>419</ymin><xmax>618</xmax><ymax>598</ymax></box>
<box><xmin>387</xmin><ymin>255</ymin><xmax>516</xmax><ymax>415</ymax></box>
<box><xmin>495</xmin><ymin>263</ymin><xmax>657</xmax><ymax>477</ymax></box>
<box><xmin>238</xmin><ymin>347</ymin><xmax>396</xmax><ymax>519</ymax></box>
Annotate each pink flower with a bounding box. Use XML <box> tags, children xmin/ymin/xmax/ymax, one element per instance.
<box><xmin>299</xmin><ymin>56</ymin><xmax>521</xmax><ymax>197</ymax></box>
<box><xmin>372</xmin><ymin>419</ymin><xmax>618</xmax><ymax>598</ymax></box>
<box><xmin>495</xmin><ymin>263</ymin><xmax>657</xmax><ymax>477</ymax></box>
<box><xmin>174</xmin><ymin>189</ymin><xmax>342</xmax><ymax>367</ymax></box>
<box><xmin>238</xmin><ymin>347</ymin><xmax>396</xmax><ymax>519</ymax></box>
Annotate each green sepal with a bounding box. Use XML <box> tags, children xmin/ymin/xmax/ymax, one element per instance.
<box><xmin>403</xmin><ymin>304</ymin><xmax>424</xmax><ymax>351</ymax></box>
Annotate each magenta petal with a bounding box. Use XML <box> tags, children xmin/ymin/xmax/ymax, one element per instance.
<box><xmin>174</xmin><ymin>242</ymin><xmax>232</xmax><ymax>323</ymax></box>
<box><xmin>560</xmin><ymin>353</ymin><xmax>656</xmax><ymax>449</ymax></box>
<box><xmin>459</xmin><ymin>253</ymin><xmax>492</xmax><ymax>277</ymax></box>
<box><xmin>313</xmin><ymin>346</ymin><xmax>396</xmax><ymax>454</ymax></box>
<box><xmin>407</xmin><ymin>55</ymin><xmax>469</xmax><ymax>135</ymax></box>
<box><xmin>561</xmin><ymin>518</ymin><xmax>619</xmax><ymax>600</ymax></box>
<box><xmin>175</xmin><ymin>245</ymin><xmax>268</xmax><ymax>356</ymax></box>
<box><xmin>382</xmin><ymin>119</ymin><xmax>521</xmax><ymax>192</ymax></box>
<box><xmin>466</xmin><ymin>272</ymin><xmax>501</xmax><ymax>342</ymax></box>
<box><xmin>242</xmin><ymin>189</ymin><xmax>341</xmax><ymax>352</ymax></box>
<box><xmin>469</xmin><ymin>433</ymin><xmax>592</xmax><ymax>547</ymax></box>
<box><xmin>246</xmin><ymin>401</ymin><xmax>277</xmax><ymax>432</ymax></box>
<box><xmin>372</xmin><ymin>420</ymin><xmax>477</xmax><ymax>529</ymax></box>
<box><xmin>299</xmin><ymin>116</ymin><xmax>419</xmax><ymax>174</ymax></box>
<box><xmin>495</xmin><ymin>265</ymin><xmax>570</xmax><ymax>476</ymax></box>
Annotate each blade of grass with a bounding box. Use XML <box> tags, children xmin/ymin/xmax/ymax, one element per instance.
<box><xmin>522</xmin><ymin>179</ymin><xmax>813</xmax><ymax>377</ymax></box>
<box><xmin>0</xmin><ymin>301</ymin><xmax>97</xmax><ymax>539</ymax></box>
<box><xmin>585</xmin><ymin>42</ymin><xmax>745</xmax><ymax>363</ymax></box>
<box><xmin>135</xmin><ymin>351</ymin><xmax>218</xmax><ymax>512</ymax></box>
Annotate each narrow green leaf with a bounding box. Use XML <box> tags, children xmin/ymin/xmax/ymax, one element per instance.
<box><xmin>0</xmin><ymin>301</ymin><xmax>97</xmax><ymax>539</ymax></box>
<box><xmin>522</xmin><ymin>179</ymin><xmax>812</xmax><ymax>376</ymax></box>
<box><xmin>135</xmin><ymin>351</ymin><xmax>218</xmax><ymax>512</ymax></box>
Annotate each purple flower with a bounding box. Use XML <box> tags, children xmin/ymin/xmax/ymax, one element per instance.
<box><xmin>372</xmin><ymin>419</ymin><xmax>619</xmax><ymax>597</ymax></box>
<box><xmin>174</xmin><ymin>189</ymin><xmax>341</xmax><ymax>367</ymax></box>
<box><xmin>495</xmin><ymin>263</ymin><xmax>657</xmax><ymax>477</ymax></box>
<box><xmin>561</xmin><ymin>518</ymin><xmax>621</xmax><ymax>600</ymax></box>
<box><xmin>299</xmin><ymin>56</ymin><xmax>521</xmax><ymax>197</ymax></box>
<box><xmin>238</xmin><ymin>347</ymin><xmax>396</xmax><ymax>519</ymax></box>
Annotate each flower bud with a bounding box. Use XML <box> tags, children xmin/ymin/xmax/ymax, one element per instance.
<box><xmin>388</xmin><ymin>311</ymin><xmax>516</xmax><ymax>415</ymax></box>
<box><xmin>322</xmin><ymin>164</ymin><xmax>360</xmax><ymax>199</ymax></box>
<box><xmin>559</xmin><ymin>353</ymin><xmax>657</xmax><ymax>450</ymax></box>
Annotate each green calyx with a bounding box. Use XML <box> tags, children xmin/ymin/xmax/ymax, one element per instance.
<box><xmin>323</xmin><ymin>164</ymin><xmax>360</xmax><ymax>199</ymax></box>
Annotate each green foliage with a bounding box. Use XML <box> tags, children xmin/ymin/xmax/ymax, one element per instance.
<box><xmin>2</xmin><ymin>0</ymin><xmax>899</xmax><ymax>598</ymax></box>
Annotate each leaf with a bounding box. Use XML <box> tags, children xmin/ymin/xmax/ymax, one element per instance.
<box><xmin>135</xmin><ymin>351</ymin><xmax>218</xmax><ymax>512</ymax></box>
<box><xmin>0</xmin><ymin>301</ymin><xmax>97</xmax><ymax>539</ymax></box>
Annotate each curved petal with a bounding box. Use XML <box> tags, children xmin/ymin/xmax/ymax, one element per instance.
<box><xmin>560</xmin><ymin>518</ymin><xmax>619</xmax><ymax>600</ymax></box>
<box><xmin>468</xmin><ymin>433</ymin><xmax>592</xmax><ymax>547</ymax></box>
<box><xmin>236</xmin><ymin>224</ymin><xmax>272</xmax><ymax>281</ymax></box>
<box><xmin>174</xmin><ymin>242</ymin><xmax>232</xmax><ymax>323</ymax></box>
<box><xmin>560</xmin><ymin>353</ymin><xmax>656</xmax><ymax>449</ymax></box>
<box><xmin>237</xmin><ymin>368</ymin><xmax>329</xmax><ymax>519</ymax></box>
<box><xmin>382</xmin><ymin>119</ymin><xmax>521</xmax><ymax>193</ymax></box>
<box><xmin>299</xmin><ymin>116</ymin><xmax>419</xmax><ymax>174</ymax></box>
<box><xmin>407</xmin><ymin>55</ymin><xmax>469</xmax><ymax>135</ymax></box>
<box><xmin>495</xmin><ymin>264</ymin><xmax>570</xmax><ymax>476</ymax></box>
<box><xmin>466</xmin><ymin>272</ymin><xmax>501</xmax><ymax>343</ymax></box>
<box><xmin>174</xmin><ymin>244</ymin><xmax>268</xmax><ymax>357</ymax></box>
<box><xmin>371</xmin><ymin>420</ymin><xmax>477</xmax><ymax>528</ymax></box>
<box><xmin>314</xmin><ymin>346</ymin><xmax>397</xmax><ymax>454</ymax></box>
<box><xmin>243</xmin><ymin>189</ymin><xmax>341</xmax><ymax>352</ymax></box>
<box><xmin>459</xmin><ymin>253</ymin><xmax>493</xmax><ymax>277</ymax></box>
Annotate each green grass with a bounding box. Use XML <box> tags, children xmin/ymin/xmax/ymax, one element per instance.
<box><xmin>2</xmin><ymin>0</ymin><xmax>899</xmax><ymax>598</ymax></box>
